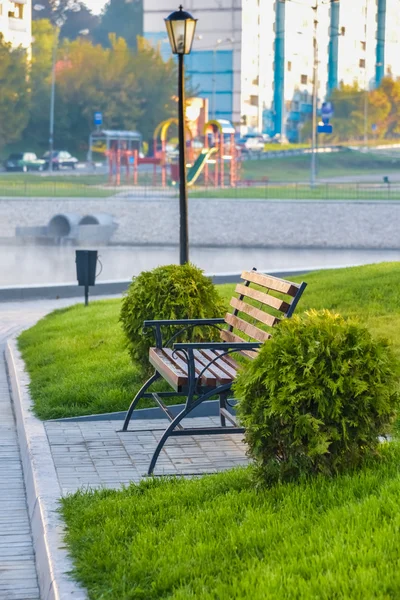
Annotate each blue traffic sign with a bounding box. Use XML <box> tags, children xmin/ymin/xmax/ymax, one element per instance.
<box><xmin>321</xmin><ymin>101</ymin><xmax>334</xmax><ymax>119</ymax></box>
<box><xmin>317</xmin><ymin>124</ymin><xmax>333</xmax><ymax>134</ymax></box>
<box><xmin>94</xmin><ymin>112</ymin><xmax>103</xmax><ymax>126</ymax></box>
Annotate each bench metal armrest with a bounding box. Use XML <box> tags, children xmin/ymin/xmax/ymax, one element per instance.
<box><xmin>173</xmin><ymin>342</ymin><xmax>262</xmax><ymax>350</ymax></box>
<box><xmin>143</xmin><ymin>319</ymin><xmax>225</xmax><ymax>348</ymax></box>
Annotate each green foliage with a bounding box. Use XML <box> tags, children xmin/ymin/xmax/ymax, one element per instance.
<box><xmin>234</xmin><ymin>309</ymin><xmax>400</xmax><ymax>484</ymax></box>
<box><xmin>24</xmin><ymin>20</ymin><xmax>56</xmax><ymax>151</ymax></box>
<box><xmin>93</xmin><ymin>0</ymin><xmax>143</xmax><ymax>50</ymax></box>
<box><xmin>0</xmin><ymin>35</ymin><xmax>29</xmax><ymax>149</ymax></box>
<box><xmin>120</xmin><ymin>264</ymin><xmax>225</xmax><ymax>371</ymax></box>
<box><xmin>61</xmin><ymin>444</ymin><xmax>400</xmax><ymax>599</ymax></box>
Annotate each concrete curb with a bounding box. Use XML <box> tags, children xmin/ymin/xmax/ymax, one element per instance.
<box><xmin>5</xmin><ymin>338</ymin><xmax>87</xmax><ymax>600</ymax></box>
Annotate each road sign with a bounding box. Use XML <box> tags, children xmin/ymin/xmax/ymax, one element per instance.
<box><xmin>317</xmin><ymin>124</ymin><xmax>333</xmax><ymax>134</ymax></box>
<box><xmin>94</xmin><ymin>112</ymin><xmax>103</xmax><ymax>126</ymax></box>
<box><xmin>321</xmin><ymin>101</ymin><xmax>334</xmax><ymax>119</ymax></box>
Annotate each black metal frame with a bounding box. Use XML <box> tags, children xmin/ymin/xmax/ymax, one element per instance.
<box><xmin>121</xmin><ymin>319</ymin><xmax>261</xmax><ymax>475</ymax></box>
<box><xmin>121</xmin><ymin>276</ymin><xmax>307</xmax><ymax>476</ymax></box>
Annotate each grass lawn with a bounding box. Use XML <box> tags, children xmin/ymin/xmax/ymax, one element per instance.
<box><xmin>240</xmin><ymin>149</ymin><xmax>400</xmax><ymax>183</ymax></box>
<box><xmin>0</xmin><ymin>173</ymin><xmax>113</xmax><ymax>197</ymax></box>
<box><xmin>189</xmin><ymin>183</ymin><xmax>400</xmax><ymax>200</ymax></box>
<box><xmin>18</xmin><ymin>262</ymin><xmax>400</xmax><ymax>420</ymax></box>
<box><xmin>61</xmin><ymin>443</ymin><xmax>400</xmax><ymax>599</ymax></box>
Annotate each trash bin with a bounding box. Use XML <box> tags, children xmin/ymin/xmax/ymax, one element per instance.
<box><xmin>76</xmin><ymin>250</ymin><xmax>98</xmax><ymax>305</ymax></box>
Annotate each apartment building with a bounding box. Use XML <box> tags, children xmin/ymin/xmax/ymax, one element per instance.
<box><xmin>143</xmin><ymin>0</ymin><xmax>400</xmax><ymax>138</ymax></box>
<box><xmin>0</xmin><ymin>0</ymin><xmax>31</xmax><ymax>50</ymax></box>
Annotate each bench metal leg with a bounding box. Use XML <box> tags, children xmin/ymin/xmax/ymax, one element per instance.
<box><xmin>148</xmin><ymin>384</ymin><xmax>231</xmax><ymax>475</ymax></box>
<box><xmin>122</xmin><ymin>371</ymin><xmax>161</xmax><ymax>432</ymax></box>
<box><xmin>219</xmin><ymin>391</ymin><xmax>228</xmax><ymax>427</ymax></box>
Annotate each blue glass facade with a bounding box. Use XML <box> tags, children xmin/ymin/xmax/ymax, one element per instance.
<box><xmin>144</xmin><ymin>33</ymin><xmax>234</xmax><ymax>121</ymax></box>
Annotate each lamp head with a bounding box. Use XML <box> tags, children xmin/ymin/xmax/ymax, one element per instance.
<box><xmin>165</xmin><ymin>5</ymin><xmax>197</xmax><ymax>55</ymax></box>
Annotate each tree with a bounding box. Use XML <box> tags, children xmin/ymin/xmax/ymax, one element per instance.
<box><xmin>0</xmin><ymin>35</ymin><xmax>29</xmax><ymax>149</ymax></box>
<box><xmin>131</xmin><ymin>38</ymin><xmax>177</xmax><ymax>142</ymax></box>
<box><xmin>24</xmin><ymin>19</ymin><xmax>56</xmax><ymax>150</ymax></box>
<box><xmin>59</xmin><ymin>3</ymin><xmax>99</xmax><ymax>41</ymax></box>
<box><xmin>94</xmin><ymin>0</ymin><xmax>143</xmax><ymax>50</ymax></box>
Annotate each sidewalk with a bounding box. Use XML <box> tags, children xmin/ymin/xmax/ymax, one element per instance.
<box><xmin>0</xmin><ymin>297</ymin><xmax>86</xmax><ymax>600</ymax></box>
<box><xmin>0</xmin><ymin>347</ymin><xmax>40</xmax><ymax>600</ymax></box>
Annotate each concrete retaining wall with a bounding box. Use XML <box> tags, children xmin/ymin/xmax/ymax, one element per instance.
<box><xmin>0</xmin><ymin>196</ymin><xmax>399</xmax><ymax>248</ymax></box>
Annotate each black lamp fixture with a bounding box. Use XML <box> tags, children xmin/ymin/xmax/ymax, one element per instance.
<box><xmin>165</xmin><ymin>5</ymin><xmax>197</xmax><ymax>55</ymax></box>
<box><xmin>165</xmin><ymin>6</ymin><xmax>197</xmax><ymax>264</ymax></box>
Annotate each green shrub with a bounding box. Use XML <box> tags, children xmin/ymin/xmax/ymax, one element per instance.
<box><xmin>234</xmin><ymin>310</ymin><xmax>400</xmax><ymax>485</ymax></box>
<box><xmin>120</xmin><ymin>264</ymin><xmax>226</xmax><ymax>372</ymax></box>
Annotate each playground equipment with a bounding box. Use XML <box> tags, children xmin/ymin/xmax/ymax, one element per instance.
<box><xmin>93</xmin><ymin>120</ymin><xmax>240</xmax><ymax>188</ymax></box>
<box><xmin>153</xmin><ymin>118</ymin><xmax>194</xmax><ymax>187</ymax></box>
<box><xmin>202</xmin><ymin>119</ymin><xmax>238</xmax><ymax>188</ymax></box>
<box><xmin>170</xmin><ymin>119</ymin><xmax>239</xmax><ymax>188</ymax></box>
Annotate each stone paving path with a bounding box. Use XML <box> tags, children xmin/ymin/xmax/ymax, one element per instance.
<box><xmin>46</xmin><ymin>418</ymin><xmax>248</xmax><ymax>495</ymax></box>
<box><xmin>0</xmin><ymin>298</ymin><xmax>92</xmax><ymax>600</ymax></box>
<box><xmin>0</xmin><ymin>345</ymin><xmax>40</xmax><ymax>599</ymax></box>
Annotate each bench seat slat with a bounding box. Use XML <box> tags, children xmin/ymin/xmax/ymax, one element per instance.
<box><xmin>200</xmin><ymin>350</ymin><xmax>239</xmax><ymax>379</ymax></box>
<box><xmin>149</xmin><ymin>348</ymin><xmax>186</xmax><ymax>390</ymax></box>
<box><xmin>230</xmin><ymin>296</ymin><xmax>280</xmax><ymax>328</ymax></box>
<box><xmin>225</xmin><ymin>312</ymin><xmax>271</xmax><ymax>343</ymax></box>
<box><xmin>235</xmin><ymin>284</ymin><xmax>291</xmax><ymax>314</ymax></box>
<box><xmin>193</xmin><ymin>350</ymin><xmax>232</xmax><ymax>384</ymax></box>
<box><xmin>149</xmin><ymin>348</ymin><xmax>236</xmax><ymax>390</ymax></box>
<box><xmin>241</xmin><ymin>270</ymin><xmax>300</xmax><ymax>297</ymax></box>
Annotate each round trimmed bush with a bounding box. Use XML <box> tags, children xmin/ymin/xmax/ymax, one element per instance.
<box><xmin>120</xmin><ymin>264</ymin><xmax>226</xmax><ymax>372</ymax></box>
<box><xmin>234</xmin><ymin>310</ymin><xmax>400</xmax><ymax>484</ymax></box>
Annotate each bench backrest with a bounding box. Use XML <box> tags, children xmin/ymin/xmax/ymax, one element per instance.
<box><xmin>221</xmin><ymin>269</ymin><xmax>307</xmax><ymax>357</ymax></box>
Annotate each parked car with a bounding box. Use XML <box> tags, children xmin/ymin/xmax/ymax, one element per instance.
<box><xmin>43</xmin><ymin>150</ymin><xmax>79</xmax><ymax>170</ymax></box>
<box><xmin>237</xmin><ymin>135</ymin><xmax>265</xmax><ymax>153</ymax></box>
<box><xmin>5</xmin><ymin>152</ymin><xmax>46</xmax><ymax>172</ymax></box>
<box><xmin>271</xmin><ymin>134</ymin><xmax>290</xmax><ymax>145</ymax></box>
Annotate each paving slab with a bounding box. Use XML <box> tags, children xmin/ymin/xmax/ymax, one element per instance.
<box><xmin>0</xmin><ymin>345</ymin><xmax>40</xmax><ymax>600</ymax></box>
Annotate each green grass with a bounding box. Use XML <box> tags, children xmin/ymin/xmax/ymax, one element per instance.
<box><xmin>17</xmin><ymin>263</ymin><xmax>400</xmax><ymax>420</ymax></box>
<box><xmin>189</xmin><ymin>183</ymin><xmax>400</xmax><ymax>200</ymax></box>
<box><xmin>61</xmin><ymin>443</ymin><xmax>400</xmax><ymax>599</ymax></box>
<box><xmin>0</xmin><ymin>174</ymin><xmax>113</xmax><ymax>197</ymax></box>
<box><xmin>241</xmin><ymin>149</ymin><xmax>400</xmax><ymax>183</ymax></box>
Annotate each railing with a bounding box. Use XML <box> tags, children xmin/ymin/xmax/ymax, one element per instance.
<box><xmin>0</xmin><ymin>180</ymin><xmax>399</xmax><ymax>200</ymax></box>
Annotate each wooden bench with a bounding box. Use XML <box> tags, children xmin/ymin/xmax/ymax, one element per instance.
<box><xmin>122</xmin><ymin>269</ymin><xmax>307</xmax><ymax>474</ymax></box>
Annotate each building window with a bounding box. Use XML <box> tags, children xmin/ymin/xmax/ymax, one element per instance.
<box><xmin>359</xmin><ymin>58</ymin><xmax>366</xmax><ymax>68</ymax></box>
<box><xmin>9</xmin><ymin>2</ymin><xmax>24</xmax><ymax>19</ymax></box>
<box><xmin>288</xmin><ymin>61</ymin><xmax>292</xmax><ymax>72</ymax></box>
<box><xmin>301</xmin><ymin>74</ymin><xmax>308</xmax><ymax>85</ymax></box>
<box><xmin>361</xmin><ymin>41</ymin><xmax>366</xmax><ymax>51</ymax></box>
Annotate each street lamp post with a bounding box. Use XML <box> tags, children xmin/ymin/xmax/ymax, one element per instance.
<box><xmin>34</xmin><ymin>2</ymin><xmax>82</xmax><ymax>173</ymax></box>
<box><xmin>165</xmin><ymin>6</ymin><xmax>197</xmax><ymax>265</ymax></box>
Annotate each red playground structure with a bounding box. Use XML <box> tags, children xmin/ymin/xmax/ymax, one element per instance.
<box><xmin>103</xmin><ymin>119</ymin><xmax>240</xmax><ymax>188</ymax></box>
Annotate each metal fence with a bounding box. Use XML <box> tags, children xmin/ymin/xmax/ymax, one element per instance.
<box><xmin>0</xmin><ymin>180</ymin><xmax>399</xmax><ymax>201</ymax></box>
